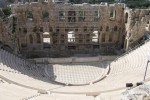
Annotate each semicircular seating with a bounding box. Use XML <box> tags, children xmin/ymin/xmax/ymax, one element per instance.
<box><xmin>0</xmin><ymin>40</ymin><xmax>149</xmax><ymax>100</ymax></box>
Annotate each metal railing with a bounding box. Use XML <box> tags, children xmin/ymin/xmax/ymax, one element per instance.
<box><xmin>113</xmin><ymin>38</ymin><xmax>150</xmax><ymax>63</ymax></box>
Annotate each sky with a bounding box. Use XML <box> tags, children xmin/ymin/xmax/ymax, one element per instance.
<box><xmin>0</xmin><ymin>0</ymin><xmax>4</xmax><ymax>7</ymax></box>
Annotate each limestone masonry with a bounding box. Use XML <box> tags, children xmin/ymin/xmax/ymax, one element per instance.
<box><xmin>0</xmin><ymin>0</ymin><xmax>150</xmax><ymax>57</ymax></box>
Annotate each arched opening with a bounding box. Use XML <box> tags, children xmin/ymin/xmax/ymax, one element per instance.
<box><xmin>43</xmin><ymin>32</ymin><xmax>51</xmax><ymax>49</ymax></box>
<box><xmin>110</xmin><ymin>10</ymin><xmax>116</xmax><ymax>19</ymax></box>
<box><xmin>75</xmin><ymin>27</ymin><xmax>78</xmax><ymax>32</ymax></box>
<box><xmin>68</xmin><ymin>11</ymin><xmax>76</xmax><ymax>22</ymax></box>
<box><xmin>33</xmin><ymin>27</ymin><xmax>37</xmax><ymax>32</ymax></box>
<box><xmin>100</xmin><ymin>26</ymin><xmax>103</xmax><ymax>31</ymax></box>
<box><xmin>83</xmin><ymin>26</ymin><xmax>87</xmax><ymax>32</ymax></box>
<box><xmin>67</xmin><ymin>31</ymin><xmax>76</xmax><ymax>50</ymax></box>
<box><xmin>125</xmin><ymin>13</ymin><xmax>128</xmax><ymax>23</ymax></box>
<box><xmin>26</xmin><ymin>10</ymin><xmax>33</xmax><ymax>21</ymax></box>
<box><xmin>29</xmin><ymin>35</ymin><xmax>33</xmax><ymax>44</ymax></box>
<box><xmin>78</xmin><ymin>10</ymin><xmax>85</xmax><ymax>22</ymax></box>
<box><xmin>68</xmin><ymin>31</ymin><xmax>75</xmax><ymax>43</ymax></box>
<box><xmin>42</xmin><ymin>11</ymin><xmax>49</xmax><ymax>22</ymax></box>
<box><xmin>109</xmin><ymin>33</ymin><xmax>113</xmax><ymax>42</ymax></box>
<box><xmin>0</xmin><ymin>41</ymin><xmax>2</xmax><ymax>46</ymax></box>
<box><xmin>59</xmin><ymin>11</ymin><xmax>65</xmax><ymax>21</ymax></box>
<box><xmin>101</xmin><ymin>34</ymin><xmax>105</xmax><ymax>42</ymax></box>
<box><xmin>36</xmin><ymin>34</ymin><xmax>41</xmax><ymax>43</ymax></box>
<box><xmin>92</xmin><ymin>31</ymin><xmax>98</xmax><ymax>43</ymax></box>
<box><xmin>56</xmin><ymin>27</ymin><xmax>60</xmax><ymax>33</ymax></box>
<box><xmin>91</xmin><ymin>26</ymin><xmax>94</xmax><ymax>32</ymax></box>
<box><xmin>23</xmin><ymin>28</ymin><xmax>27</xmax><ymax>34</ymax></box>
<box><xmin>114</xmin><ymin>26</ymin><xmax>118</xmax><ymax>31</ymax></box>
<box><xmin>49</xmin><ymin>27</ymin><xmax>53</xmax><ymax>32</ymax></box>
<box><xmin>94</xmin><ymin>10</ymin><xmax>100</xmax><ymax>21</ymax></box>
<box><xmin>147</xmin><ymin>21</ymin><xmax>149</xmax><ymax>24</ymax></box>
<box><xmin>39</xmin><ymin>27</ymin><xmax>43</xmax><ymax>32</ymax></box>
<box><xmin>121</xmin><ymin>35</ymin><xmax>126</xmax><ymax>49</ymax></box>
<box><xmin>106</xmin><ymin>26</ymin><xmax>109</xmax><ymax>32</ymax></box>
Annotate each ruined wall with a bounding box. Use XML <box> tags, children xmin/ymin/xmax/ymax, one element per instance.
<box><xmin>125</xmin><ymin>8</ymin><xmax>150</xmax><ymax>50</ymax></box>
<box><xmin>10</xmin><ymin>1</ymin><xmax>127</xmax><ymax>57</ymax></box>
<box><xmin>0</xmin><ymin>9</ymin><xmax>16</xmax><ymax>52</ymax></box>
<box><xmin>13</xmin><ymin>1</ymin><xmax>55</xmax><ymax>49</ymax></box>
<box><xmin>2</xmin><ymin>0</ymin><xmax>150</xmax><ymax>57</ymax></box>
<box><xmin>53</xmin><ymin>3</ymin><xmax>125</xmax><ymax>51</ymax></box>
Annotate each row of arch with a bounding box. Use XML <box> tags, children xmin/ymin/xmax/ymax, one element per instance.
<box><xmin>100</xmin><ymin>26</ymin><xmax>118</xmax><ymax>32</ymax></box>
<box><xmin>66</xmin><ymin>33</ymin><xmax>114</xmax><ymax>43</ymax></box>
<box><xmin>29</xmin><ymin>33</ymin><xmax>114</xmax><ymax>44</ymax></box>
<box><xmin>56</xmin><ymin>26</ymin><xmax>120</xmax><ymax>33</ymax></box>
<box><xmin>26</xmin><ymin>10</ymin><xmax>49</xmax><ymax>19</ymax></box>
<box><xmin>28</xmin><ymin>29</ymin><xmax>117</xmax><ymax>44</ymax></box>
<box><xmin>101</xmin><ymin>33</ymin><xmax>114</xmax><ymax>42</ymax></box>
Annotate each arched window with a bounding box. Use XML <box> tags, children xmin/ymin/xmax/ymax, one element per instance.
<box><xmin>36</xmin><ymin>34</ymin><xmax>41</xmax><ymax>43</ymax></box>
<box><xmin>29</xmin><ymin>35</ymin><xmax>33</xmax><ymax>44</ymax></box>
<box><xmin>147</xmin><ymin>21</ymin><xmax>149</xmax><ymax>24</ymax></box>
<box><xmin>114</xmin><ymin>26</ymin><xmax>118</xmax><ymax>31</ymax></box>
<box><xmin>49</xmin><ymin>27</ymin><xmax>53</xmax><ymax>32</ymax></box>
<box><xmin>59</xmin><ymin>11</ymin><xmax>65</xmax><ymax>21</ymax></box>
<box><xmin>83</xmin><ymin>26</ymin><xmax>87</xmax><ymax>32</ymax></box>
<box><xmin>125</xmin><ymin>13</ymin><xmax>128</xmax><ymax>23</ymax></box>
<box><xmin>106</xmin><ymin>26</ymin><xmax>109</xmax><ymax>32</ymax></box>
<box><xmin>92</xmin><ymin>31</ymin><xmax>98</xmax><ymax>43</ymax></box>
<box><xmin>68</xmin><ymin>31</ymin><xmax>75</xmax><ymax>43</ymax></box>
<box><xmin>65</xmin><ymin>28</ymin><xmax>69</xmax><ymax>32</ymax></box>
<box><xmin>101</xmin><ymin>34</ymin><xmax>105</xmax><ymax>42</ymax></box>
<box><xmin>75</xmin><ymin>27</ymin><xmax>78</xmax><ymax>32</ymax></box>
<box><xmin>68</xmin><ymin>11</ymin><xmax>76</xmax><ymax>22</ymax></box>
<box><xmin>109</xmin><ymin>33</ymin><xmax>113</xmax><ymax>42</ymax></box>
<box><xmin>39</xmin><ymin>27</ymin><xmax>43</xmax><ymax>32</ymax></box>
<box><xmin>91</xmin><ymin>26</ymin><xmax>94</xmax><ymax>32</ymax></box>
<box><xmin>33</xmin><ymin>27</ymin><xmax>37</xmax><ymax>32</ymax></box>
<box><xmin>23</xmin><ymin>28</ymin><xmax>27</xmax><ymax>33</ymax></box>
<box><xmin>100</xmin><ymin>26</ymin><xmax>103</xmax><ymax>31</ymax></box>
<box><xmin>42</xmin><ymin>11</ymin><xmax>49</xmax><ymax>22</ymax></box>
<box><xmin>110</xmin><ymin>10</ymin><xmax>116</xmax><ymax>19</ymax></box>
<box><xmin>78</xmin><ymin>11</ymin><xmax>85</xmax><ymax>22</ymax></box>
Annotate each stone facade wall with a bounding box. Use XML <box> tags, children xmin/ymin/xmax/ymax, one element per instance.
<box><xmin>125</xmin><ymin>8</ymin><xmax>150</xmax><ymax>50</ymax></box>
<box><xmin>31</xmin><ymin>55</ymin><xmax>117</xmax><ymax>64</ymax></box>
<box><xmin>0</xmin><ymin>0</ymin><xmax>149</xmax><ymax>57</ymax></box>
<box><xmin>0</xmin><ymin>19</ymin><xmax>3</xmax><ymax>42</ymax></box>
<box><xmin>10</xmin><ymin>1</ymin><xmax>127</xmax><ymax>57</ymax></box>
<box><xmin>0</xmin><ymin>9</ymin><xmax>16</xmax><ymax>52</ymax></box>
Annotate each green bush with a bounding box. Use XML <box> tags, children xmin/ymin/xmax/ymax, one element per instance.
<box><xmin>126</xmin><ymin>1</ymin><xmax>150</xmax><ymax>8</ymax></box>
<box><xmin>2</xmin><ymin>7</ymin><xmax>11</xmax><ymax>16</ymax></box>
<box><xmin>69</xmin><ymin>0</ymin><xmax>150</xmax><ymax>8</ymax></box>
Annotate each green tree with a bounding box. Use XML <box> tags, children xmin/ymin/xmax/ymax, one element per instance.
<box><xmin>2</xmin><ymin>7</ymin><xmax>11</xmax><ymax>16</ymax></box>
